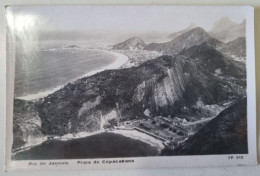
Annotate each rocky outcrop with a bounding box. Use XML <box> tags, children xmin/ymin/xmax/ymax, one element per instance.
<box><xmin>153</xmin><ymin>67</ymin><xmax>187</xmax><ymax>108</ymax></box>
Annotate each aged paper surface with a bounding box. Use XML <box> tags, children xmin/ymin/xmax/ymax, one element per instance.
<box><xmin>5</xmin><ymin>5</ymin><xmax>257</xmax><ymax>171</ymax></box>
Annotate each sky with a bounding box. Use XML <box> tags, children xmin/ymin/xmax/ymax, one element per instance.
<box><xmin>6</xmin><ymin>6</ymin><xmax>248</xmax><ymax>43</ymax></box>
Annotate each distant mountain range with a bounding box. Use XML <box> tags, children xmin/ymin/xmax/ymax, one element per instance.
<box><xmin>114</xmin><ymin>23</ymin><xmax>246</xmax><ymax>58</ymax></box>
<box><xmin>166</xmin><ymin>17</ymin><xmax>245</xmax><ymax>43</ymax></box>
<box><xmin>209</xmin><ymin>17</ymin><xmax>245</xmax><ymax>43</ymax></box>
<box><xmin>144</xmin><ymin>27</ymin><xmax>222</xmax><ymax>54</ymax></box>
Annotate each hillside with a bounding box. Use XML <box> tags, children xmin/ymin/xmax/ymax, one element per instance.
<box><xmin>113</xmin><ymin>37</ymin><xmax>146</xmax><ymax>50</ymax></box>
<box><xmin>20</xmin><ymin>54</ymin><xmax>241</xmax><ymax>136</ymax></box>
<box><xmin>161</xmin><ymin>98</ymin><xmax>247</xmax><ymax>155</ymax></box>
<box><xmin>180</xmin><ymin>43</ymin><xmax>246</xmax><ymax>78</ymax></box>
<box><xmin>145</xmin><ymin>27</ymin><xmax>222</xmax><ymax>54</ymax></box>
<box><xmin>220</xmin><ymin>37</ymin><xmax>246</xmax><ymax>58</ymax></box>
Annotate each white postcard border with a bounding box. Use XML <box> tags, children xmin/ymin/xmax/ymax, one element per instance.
<box><xmin>4</xmin><ymin>5</ymin><xmax>257</xmax><ymax>171</ymax></box>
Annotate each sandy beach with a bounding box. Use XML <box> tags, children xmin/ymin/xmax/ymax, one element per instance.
<box><xmin>60</xmin><ymin>128</ymin><xmax>165</xmax><ymax>151</ymax></box>
<box><xmin>14</xmin><ymin>127</ymin><xmax>165</xmax><ymax>155</ymax></box>
<box><xmin>109</xmin><ymin>129</ymin><xmax>165</xmax><ymax>150</ymax></box>
<box><xmin>16</xmin><ymin>49</ymin><xmax>129</xmax><ymax>100</ymax></box>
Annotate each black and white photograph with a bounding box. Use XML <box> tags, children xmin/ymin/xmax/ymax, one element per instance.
<box><xmin>5</xmin><ymin>5</ymin><xmax>257</xmax><ymax>170</ymax></box>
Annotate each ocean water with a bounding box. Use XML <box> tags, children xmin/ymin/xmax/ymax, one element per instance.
<box><xmin>13</xmin><ymin>133</ymin><xmax>159</xmax><ymax>160</ymax></box>
<box><xmin>14</xmin><ymin>41</ymin><xmax>116</xmax><ymax>99</ymax></box>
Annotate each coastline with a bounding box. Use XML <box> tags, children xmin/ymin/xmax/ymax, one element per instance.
<box><xmin>13</xmin><ymin>129</ymin><xmax>165</xmax><ymax>156</ymax></box>
<box><xmin>59</xmin><ymin>128</ymin><xmax>165</xmax><ymax>150</ymax></box>
<box><xmin>16</xmin><ymin>49</ymin><xmax>129</xmax><ymax>101</ymax></box>
<box><xmin>13</xmin><ymin>130</ymin><xmax>106</xmax><ymax>155</ymax></box>
<box><xmin>109</xmin><ymin>129</ymin><xmax>165</xmax><ymax>150</ymax></box>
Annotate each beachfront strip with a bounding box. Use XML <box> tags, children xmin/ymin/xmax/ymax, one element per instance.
<box><xmin>105</xmin><ymin>115</ymin><xmax>215</xmax><ymax>150</ymax></box>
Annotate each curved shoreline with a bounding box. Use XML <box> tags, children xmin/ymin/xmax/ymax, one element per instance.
<box><xmin>16</xmin><ymin>49</ymin><xmax>129</xmax><ymax>100</ymax></box>
<box><xmin>108</xmin><ymin>129</ymin><xmax>165</xmax><ymax>150</ymax></box>
<box><xmin>13</xmin><ymin>129</ymin><xmax>164</xmax><ymax>156</ymax></box>
<box><xmin>59</xmin><ymin>129</ymin><xmax>165</xmax><ymax>150</ymax></box>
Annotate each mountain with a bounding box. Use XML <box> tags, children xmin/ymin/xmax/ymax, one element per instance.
<box><xmin>13</xmin><ymin>28</ymin><xmax>246</xmax><ymax>150</ymax></box>
<box><xmin>180</xmin><ymin>43</ymin><xmax>246</xmax><ymax>79</ymax></box>
<box><xmin>167</xmin><ymin>23</ymin><xmax>197</xmax><ymax>40</ymax></box>
<box><xmin>209</xmin><ymin>17</ymin><xmax>245</xmax><ymax>43</ymax></box>
<box><xmin>220</xmin><ymin>37</ymin><xmax>246</xmax><ymax>58</ymax></box>
<box><xmin>180</xmin><ymin>43</ymin><xmax>247</xmax><ymax>100</ymax></box>
<box><xmin>113</xmin><ymin>37</ymin><xmax>146</xmax><ymax>50</ymax></box>
<box><xmin>12</xmin><ymin>49</ymin><xmax>246</xmax><ymax>152</ymax></box>
<box><xmin>145</xmin><ymin>27</ymin><xmax>223</xmax><ymax>54</ymax></box>
<box><xmin>161</xmin><ymin>98</ymin><xmax>247</xmax><ymax>155</ymax></box>
<box><xmin>11</xmin><ymin>54</ymin><xmax>241</xmax><ymax>138</ymax></box>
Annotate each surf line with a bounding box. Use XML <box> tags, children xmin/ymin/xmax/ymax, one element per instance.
<box><xmin>16</xmin><ymin>49</ymin><xmax>129</xmax><ymax>101</ymax></box>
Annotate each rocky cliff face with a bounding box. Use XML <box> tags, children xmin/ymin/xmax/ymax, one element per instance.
<box><xmin>113</xmin><ymin>37</ymin><xmax>146</xmax><ymax>50</ymax></box>
<box><xmin>161</xmin><ymin>98</ymin><xmax>247</xmax><ymax>155</ymax></box>
<box><xmin>12</xmin><ymin>99</ymin><xmax>46</xmax><ymax>151</ymax></box>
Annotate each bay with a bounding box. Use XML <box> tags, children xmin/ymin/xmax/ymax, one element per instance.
<box><xmin>14</xmin><ymin>41</ymin><xmax>116</xmax><ymax>98</ymax></box>
<box><xmin>13</xmin><ymin>133</ymin><xmax>159</xmax><ymax>160</ymax></box>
